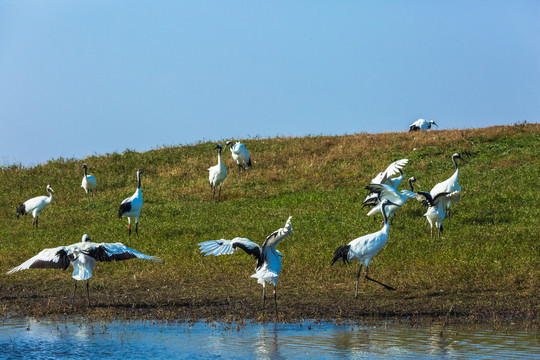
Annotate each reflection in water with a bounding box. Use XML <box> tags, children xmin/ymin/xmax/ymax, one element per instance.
<box><xmin>0</xmin><ymin>318</ymin><xmax>537</xmax><ymax>359</ymax></box>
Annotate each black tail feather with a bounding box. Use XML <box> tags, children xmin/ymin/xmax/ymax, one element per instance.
<box><xmin>118</xmin><ymin>202</ymin><xmax>131</xmax><ymax>218</ymax></box>
<box><xmin>331</xmin><ymin>245</ymin><xmax>350</xmax><ymax>266</ymax></box>
<box><xmin>247</xmin><ymin>157</ymin><xmax>252</xmax><ymax>167</ymax></box>
<box><xmin>16</xmin><ymin>203</ymin><xmax>26</xmax><ymax>218</ymax></box>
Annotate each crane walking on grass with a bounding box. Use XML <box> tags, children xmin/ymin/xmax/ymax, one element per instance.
<box><xmin>198</xmin><ymin>216</ymin><xmax>292</xmax><ymax>316</ymax></box>
<box><xmin>226</xmin><ymin>141</ymin><xmax>252</xmax><ymax>172</ymax></box>
<box><xmin>81</xmin><ymin>164</ymin><xmax>97</xmax><ymax>209</ymax></box>
<box><xmin>430</xmin><ymin>153</ymin><xmax>466</xmax><ymax>221</ymax></box>
<box><xmin>118</xmin><ymin>169</ymin><xmax>143</xmax><ymax>236</ymax></box>
<box><xmin>415</xmin><ymin>191</ymin><xmax>461</xmax><ymax>239</ymax></box>
<box><xmin>409</xmin><ymin>118</ymin><xmax>438</xmax><ymax>131</ymax></box>
<box><xmin>16</xmin><ymin>185</ymin><xmax>54</xmax><ymax>229</ymax></box>
<box><xmin>7</xmin><ymin>234</ymin><xmax>162</xmax><ymax>306</ymax></box>
<box><xmin>208</xmin><ymin>144</ymin><xmax>228</xmax><ymax>202</ymax></box>
<box><xmin>332</xmin><ymin>200</ymin><xmax>397</xmax><ymax>298</ymax></box>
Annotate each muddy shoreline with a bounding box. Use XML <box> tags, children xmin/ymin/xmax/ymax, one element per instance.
<box><xmin>1</xmin><ymin>287</ymin><xmax>537</xmax><ymax>330</ymax></box>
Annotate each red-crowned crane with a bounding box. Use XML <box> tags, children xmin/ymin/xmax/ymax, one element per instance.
<box><xmin>118</xmin><ymin>169</ymin><xmax>143</xmax><ymax>236</ymax></box>
<box><xmin>7</xmin><ymin>234</ymin><xmax>162</xmax><ymax>306</ymax></box>
<box><xmin>81</xmin><ymin>164</ymin><xmax>97</xmax><ymax>209</ymax></box>
<box><xmin>226</xmin><ymin>141</ymin><xmax>252</xmax><ymax>172</ymax></box>
<box><xmin>198</xmin><ymin>216</ymin><xmax>292</xmax><ymax>316</ymax></box>
<box><xmin>416</xmin><ymin>191</ymin><xmax>461</xmax><ymax>239</ymax></box>
<box><xmin>430</xmin><ymin>153</ymin><xmax>466</xmax><ymax>220</ymax></box>
<box><xmin>409</xmin><ymin>118</ymin><xmax>438</xmax><ymax>131</ymax></box>
<box><xmin>208</xmin><ymin>144</ymin><xmax>228</xmax><ymax>202</ymax></box>
<box><xmin>16</xmin><ymin>185</ymin><xmax>54</xmax><ymax>229</ymax></box>
<box><xmin>332</xmin><ymin>200</ymin><xmax>397</xmax><ymax>298</ymax></box>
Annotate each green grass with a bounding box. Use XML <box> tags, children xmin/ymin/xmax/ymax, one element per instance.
<box><xmin>0</xmin><ymin>123</ymin><xmax>538</xmax><ymax>325</ymax></box>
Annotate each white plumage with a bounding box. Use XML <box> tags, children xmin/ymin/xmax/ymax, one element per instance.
<box><xmin>208</xmin><ymin>144</ymin><xmax>228</xmax><ymax>202</ymax></box>
<box><xmin>363</xmin><ymin>159</ymin><xmax>408</xmax><ymax>206</ymax></box>
<box><xmin>409</xmin><ymin>118</ymin><xmax>438</xmax><ymax>131</ymax></box>
<box><xmin>7</xmin><ymin>234</ymin><xmax>162</xmax><ymax>305</ymax></box>
<box><xmin>118</xmin><ymin>169</ymin><xmax>143</xmax><ymax>236</ymax></box>
<box><xmin>198</xmin><ymin>216</ymin><xmax>293</xmax><ymax>315</ymax></box>
<box><xmin>430</xmin><ymin>153</ymin><xmax>466</xmax><ymax>219</ymax></box>
<box><xmin>81</xmin><ymin>164</ymin><xmax>97</xmax><ymax>208</ymax></box>
<box><xmin>365</xmin><ymin>178</ymin><xmax>418</xmax><ymax>222</ymax></box>
<box><xmin>416</xmin><ymin>191</ymin><xmax>462</xmax><ymax>238</ymax></box>
<box><xmin>332</xmin><ymin>200</ymin><xmax>397</xmax><ymax>298</ymax></box>
<box><xmin>16</xmin><ymin>185</ymin><xmax>54</xmax><ymax>229</ymax></box>
<box><xmin>226</xmin><ymin>141</ymin><xmax>252</xmax><ymax>172</ymax></box>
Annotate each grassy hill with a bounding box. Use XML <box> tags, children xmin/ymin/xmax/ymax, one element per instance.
<box><xmin>0</xmin><ymin>123</ymin><xmax>538</xmax><ymax>327</ymax></box>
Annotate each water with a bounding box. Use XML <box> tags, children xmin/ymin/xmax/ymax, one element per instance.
<box><xmin>0</xmin><ymin>318</ymin><xmax>537</xmax><ymax>359</ymax></box>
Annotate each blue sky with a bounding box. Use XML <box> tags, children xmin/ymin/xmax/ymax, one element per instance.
<box><xmin>1</xmin><ymin>1</ymin><xmax>538</xmax><ymax>166</ymax></box>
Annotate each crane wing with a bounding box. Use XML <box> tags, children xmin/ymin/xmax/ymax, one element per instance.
<box><xmin>7</xmin><ymin>247</ymin><xmax>70</xmax><ymax>274</ymax></box>
<box><xmin>198</xmin><ymin>238</ymin><xmax>261</xmax><ymax>258</ymax></box>
<box><xmin>365</xmin><ymin>184</ymin><xmax>403</xmax><ymax>204</ymax></box>
<box><xmin>261</xmin><ymin>216</ymin><xmax>293</xmax><ymax>251</ymax></box>
<box><xmin>434</xmin><ymin>191</ymin><xmax>461</xmax><ymax>207</ymax></box>
<box><xmin>371</xmin><ymin>159</ymin><xmax>408</xmax><ymax>184</ymax></box>
<box><xmin>415</xmin><ymin>191</ymin><xmax>435</xmax><ymax>207</ymax></box>
<box><xmin>83</xmin><ymin>243</ymin><xmax>163</xmax><ymax>263</ymax></box>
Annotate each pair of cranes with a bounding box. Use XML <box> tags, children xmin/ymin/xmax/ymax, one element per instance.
<box><xmin>208</xmin><ymin>141</ymin><xmax>251</xmax><ymax>203</ymax></box>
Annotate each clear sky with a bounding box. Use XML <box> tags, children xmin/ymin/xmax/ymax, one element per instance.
<box><xmin>1</xmin><ymin>1</ymin><xmax>538</xmax><ymax>166</ymax></box>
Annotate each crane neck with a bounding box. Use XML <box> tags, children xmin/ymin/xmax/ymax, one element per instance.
<box><xmin>83</xmin><ymin>167</ymin><xmax>88</xmax><ymax>178</ymax></box>
<box><xmin>452</xmin><ymin>155</ymin><xmax>460</xmax><ymax>170</ymax></box>
<box><xmin>408</xmin><ymin>179</ymin><xmax>415</xmax><ymax>192</ymax></box>
<box><xmin>137</xmin><ymin>172</ymin><xmax>141</xmax><ymax>189</ymax></box>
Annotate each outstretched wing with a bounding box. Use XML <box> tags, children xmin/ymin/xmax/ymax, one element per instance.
<box><xmin>365</xmin><ymin>183</ymin><xmax>402</xmax><ymax>203</ymax></box>
<box><xmin>7</xmin><ymin>247</ymin><xmax>70</xmax><ymax>274</ymax></box>
<box><xmin>261</xmin><ymin>216</ymin><xmax>293</xmax><ymax>251</ymax></box>
<box><xmin>434</xmin><ymin>191</ymin><xmax>461</xmax><ymax>207</ymax></box>
<box><xmin>416</xmin><ymin>191</ymin><xmax>436</xmax><ymax>207</ymax></box>
<box><xmin>198</xmin><ymin>238</ymin><xmax>261</xmax><ymax>257</ymax></box>
<box><xmin>84</xmin><ymin>243</ymin><xmax>163</xmax><ymax>263</ymax></box>
<box><xmin>371</xmin><ymin>159</ymin><xmax>408</xmax><ymax>184</ymax></box>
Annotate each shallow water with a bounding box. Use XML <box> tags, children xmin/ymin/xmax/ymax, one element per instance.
<box><xmin>0</xmin><ymin>318</ymin><xmax>537</xmax><ymax>359</ymax></box>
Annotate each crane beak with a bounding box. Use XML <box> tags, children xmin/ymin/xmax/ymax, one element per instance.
<box><xmin>432</xmin><ymin>121</ymin><xmax>439</xmax><ymax>127</ymax></box>
<box><xmin>212</xmin><ymin>145</ymin><xmax>220</xmax><ymax>151</ymax></box>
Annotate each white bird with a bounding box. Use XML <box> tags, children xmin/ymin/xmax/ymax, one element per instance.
<box><xmin>226</xmin><ymin>140</ymin><xmax>252</xmax><ymax>172</ymax></box>
<box><xmin>363</xmin><ymin>159</ymin><xmax>408</xmax><ymax>206</ymax></box>
<box><xmin>198</xmin><ymin>216</ymin><xmax>292</xmax><ymax>315</ymax></box>
<box><xmin>332</xmin><ymin>200</ymin><xmax>397</xmax><ymax>298</ymax></box>
<box><xmin>430</xmin><ymin>153</ymin><xmax>466</xmax><ymax>219</ymax></box>
<box><xmin>409</xmin><ymin>118</ymin><xmax>438</xmax><ymax>131</ymax></box>
<box><xmin>7</xmin><ymin>234</ymin><xmax>162</xmax><ymax>306</ymax></box>
<box><xmin>208</xmin><ymin>144</ymin><xmax>228</xmax><ymax>202</ymax></box>
<box><xmin>416</xmin><ymin>191</ymin><xmax>461</xmax><ymax>239</ymax></box>
<box><xmin>118</xmin><ymin>169</ymin><xmax>143</xmax><ymax>236</ymax></box>
<box><xmin>365</xmin><ymin>178</ymin><xmax>418</xmax><ymax>223</ymax></box>
<box><xmin>81</xmin><ymin>164</ymin><xmax>97</xmax><ymax>209</ymax></box>
<box><xmin>16</xmin><ymin>185</ymin><xmax>54</xmax><ymax>229</ymax></box>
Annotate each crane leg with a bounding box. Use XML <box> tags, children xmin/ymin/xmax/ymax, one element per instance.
<box><xmin>86</xmin><ymin>280</ymin><xmax>90</xmax><ymax>306</ymax></box>
<box><xmin>87</xmin><ymin>193</ymin><xmax>90</xmax><ymax>209</ymax></box>
<box><xmin>238</xmin><ymin>164</ymin><xmax>242</xmax><ymax>173</ymax></box>
<box><xmin>72</xmin><ymin>280</ymin><xmax>77</xmax><ymax>307</ymax></box>
<box><xmin>273</xmin><ymin>286</ymin><xmax>278</xmax><ymax>317</ymax></box>
<box><xmin>218</xmin><ymin>186</ymin><xmax>222</xmax><ymax>203</ymax></box>
<box><xmin>135</xmin><ymin>222</ymin><xmax>138</xmax><ymax>236</ymax></box>
<box><xmin>128</xmin><ymin>224</ymin><xmax>131</xmax><ymax>236</ymax></box>
<box><xmin>262</xmin><ymin>286</ymin><xmax>266</xmax><ymax>310</ymax></box>
<box><xmin>365</xmin><ymin>267</ymin><xmax>395</xmax><ymax>291</ymax></box>
<box><xmin>355</xmin><ymin>265</ymin><xmax>363</xmax><ymax>299</ymax></box>
<box><xmin>36</xmin><ymin>217</ymin><xmax>38</xmax><ymax>230</ymax></box>
<box><xmin>91</xmin><ymin>191</ymin><xmax>95</xmax><ymax>208</ymax></box>
<box><xmin>212</xmin><ymin>188</ymin><xmax>215</xmax><ymax>203</ymax></box>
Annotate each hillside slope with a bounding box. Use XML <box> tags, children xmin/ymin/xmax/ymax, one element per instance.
<box><xmin>1</xmin><ymin>123</ymin><xmax>538</xmax><ymax>326</ymax></box>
